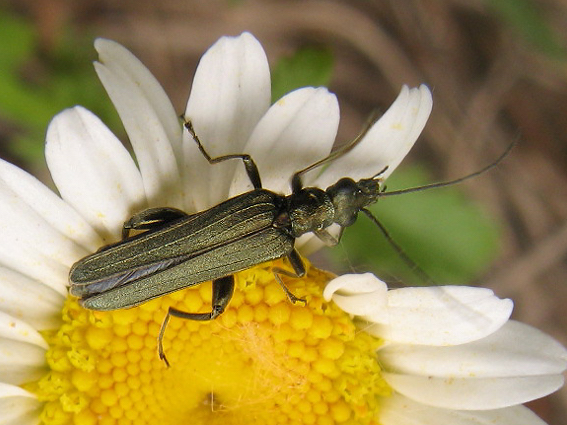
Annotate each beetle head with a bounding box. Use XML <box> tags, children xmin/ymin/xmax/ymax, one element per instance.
<box><xmin>326</xmin><ymin>177</ymin><xmax>382</xmax><ymax>228</ymax></box>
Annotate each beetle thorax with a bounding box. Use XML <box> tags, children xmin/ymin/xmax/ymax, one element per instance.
<box><xmin>286</xmin><ymin>188</ymin><xmax>335</xmax><ymax>237</ymax></box>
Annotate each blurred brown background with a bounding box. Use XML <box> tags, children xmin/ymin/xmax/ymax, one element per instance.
<box><xmin>1</xmin><ymin>0</ymin><xmax>566</xmax><ymax>423</ymax></box>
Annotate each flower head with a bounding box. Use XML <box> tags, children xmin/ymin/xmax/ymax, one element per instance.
<box><xmin>0</xmin><ymin>32</ymin><xmax>564</xmax><ymax>425</ymax></box>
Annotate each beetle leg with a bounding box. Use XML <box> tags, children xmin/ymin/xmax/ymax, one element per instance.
<box><xmin>158</xmin><ymin>275</ymin><xmax>235</xmax><ymax>366</ymax></box>
<box><xmin>122</xmin><ymin>207</ymin><xmax>189</xmax><ymax>239</ymax></box>
<box><xmin>184</xmin><ymin>120</ymin><xmax>262</xmax><ymax>189</ymax></box>
<box><xmin>272</xmin><ymin>249</ymin><xmax>307</xmax><ymax>305</ymax></box>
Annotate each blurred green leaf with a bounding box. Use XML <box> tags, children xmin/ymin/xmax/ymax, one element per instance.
<box><xmin>0</xmin><ymin>9</ymin><xmax>121</xmax><ymax>167</ymax></box>
<box><xmin>0</xmin><ymin>10</ymin><xmax>34</xmax><ymax>66</ymax></box>
<box><xmin>488</xmin><ymin>0</ymin><xmax>565</xmax><ymax>59</ymax></box>
<box><xmin>331</xmin><ymin>166</ymin><xmax>501</xmax><ymax>286</ymax></box>
<box><xmin>271</xmin><ymin>46</ymin><xmax>334</xmax><ymax>101</ymax></box>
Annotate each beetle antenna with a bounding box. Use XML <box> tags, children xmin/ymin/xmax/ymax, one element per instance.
<box><xmin>380</xmin><ymin>141</ymin><xmax>515</xmax><ymax>197</ymax></box>
<box><xmin>291</xmin><ymin>111</ymin><xmax>380</xmax><ymax>192</ymax></box>
<box><xmin>361</xmin><ymin>208</ymin><xmax>434</xmax><ymax>284</ymax></box>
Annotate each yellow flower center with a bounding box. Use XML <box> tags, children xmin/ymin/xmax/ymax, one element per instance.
<box><xmin>26</xmin><ymin>260</ymin><xmax>390</xmax><ymax>425</ymax></box>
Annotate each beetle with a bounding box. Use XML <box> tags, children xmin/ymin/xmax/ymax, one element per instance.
<box><xmin>69</xmin><ymin>117</ymin><xmax>510</xmax><ymax>365</ymax></box>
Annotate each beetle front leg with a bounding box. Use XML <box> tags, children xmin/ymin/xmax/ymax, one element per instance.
<box><xmin>158</xmin><ymin>275</ymin><xmax>235</xmax><ymax>366</ymax></box>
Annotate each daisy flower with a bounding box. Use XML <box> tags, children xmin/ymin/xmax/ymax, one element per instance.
<box><xmin>0</xmin><ymin>32</ymin><xmax>564</xmax><ymax>425</ymax></box>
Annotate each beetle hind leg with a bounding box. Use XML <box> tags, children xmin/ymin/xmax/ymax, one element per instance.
<box><xmin>123</xmin><ymin>207</ymin><xmax>189</xmax><ymax>239</ymax></box>
<box><xmin>157</xmin><ymin>275</ymin><xmax>235</xmax><ymax>366</ymax></box>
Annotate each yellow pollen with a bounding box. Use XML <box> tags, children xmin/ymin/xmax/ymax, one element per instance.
<box><xmin>26</xmin><ymin>259</ymin><xmax>390</xmax><ymax>425</ymax></box>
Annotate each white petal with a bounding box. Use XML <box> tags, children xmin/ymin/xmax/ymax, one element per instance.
<box><xmin>0</xmin><ymin>412</ymin><xmax>40</xmax><ymax>425</ymax></box>
<box><xmin>231</xmin><ymin>87</ymin><xmax>339</xmax><ymax>196</ymax></box>
<box><xmin>380</xmin><ymin>393</ymin><xmax>549</xmax><ymax>425</ymax></box>
<box><xmin>323</xmin><ymin>273</ymin><xmax>388</xmax><ymax>316</ymax></box>
<box><xmin>0</xmin><ymin>267</ymin><xmax>63</xmax><ymax>330</ymax></box>
<box><xmin>0</xmin><ymin>340</ymin><xmax>46</xmax><ymax>386</ymax></box>
<box><xmin>364</xmin><ymin>285</ymin><xmax>513</xmax><ymax>345</ymax></box>
<box><xmin>95</xmin><ymin>40</ymin><xmax>183</xmax><ymax>207</ymax></box>
<box><xmin>184</xmin><ymin>32</ymin><xmax>271</xmax><ymax>211</ymax></box>
<box><xmin>0</xmin><ymin>312</ymin><xmax>47</xmax><ymax>385</ymax></box>
<box><xmin>383</xmin><ymin>372</ymin><xmax>564</xmax><ymax>410</ymax></box>
<box><xmin>380</xmin><ymin>324</ymin><xmax>567</xmax><ymax>383</ymax></box>
<box><xmin>315</xmin><ymin>85</ymin><xmax>432</xmax><ymax>188</ymax></box>
<box><xmin>45</xmin><ymin>107</ymin><xmax>146</xmax><ymax>241</ymax></box>
<box><xmin>0</xmin><ymin>311</ymin><xmax>47</xmax><ymax>349</ymax></box>
<box><xmin>0</xmin><ymin>383</ymin><xmax>41</xmax><ymax>425</ymax></box>
<box><xmin>94</xmin><ymin>38</ymin><xmax>182</xmax><ymax>158</ymax></box>
<box><xmin>0</xmin><ymin>176</ymin><xmax>82</xmax><ymax>296</ymax></box>
<box><xmin>489</xmin><ymin>321</ymin><xmax>567</xmax><ymax>373</ymax></box>
<box><xmin>0</xmin><ymin>157</ymin><xmax>100</xmax><ymax>253</ymax></box>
